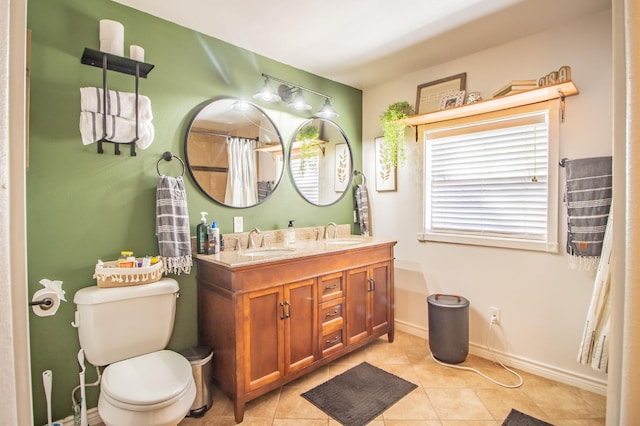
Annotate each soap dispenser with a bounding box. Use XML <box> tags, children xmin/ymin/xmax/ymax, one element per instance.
<box><xmin>286</xmin><ymin>220</ymin><xmax>296</xmax><ymax>245</ymax></box>
<box><xmin>196</xmin><ymin>212</ymin><xmax>209</xmax><ymax>254</ymax></box>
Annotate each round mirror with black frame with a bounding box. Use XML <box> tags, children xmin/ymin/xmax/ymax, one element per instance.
<box><xmin>288</xmin><ymin>118</ymin><xmax>353</xmax><ymax>206</ymax></box>
<box><xmin>185</xmin><ymin>97</ymin><xmax>284</xmax><ymax>208</ymax></box>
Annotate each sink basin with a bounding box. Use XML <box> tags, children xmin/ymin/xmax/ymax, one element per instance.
<box><xmin>240</xmin><ymin>248</ymin><xmax>296</xmax><ymax>258</ymax></box>
<box><xmin>326</xmin><ymin>238</ymin><xmax>365</xmax><ymax>245</ymax></box>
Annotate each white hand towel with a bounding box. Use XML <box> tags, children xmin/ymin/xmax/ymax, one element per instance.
<box><xmin>80</xmin><ymin>87</ymin><xmax>153</xmax><ymax>122</ymax></box>
<box><xmin>79</xmin><ymin>111</ymin><xmax>155</xmax><ymax>150</ymax></box>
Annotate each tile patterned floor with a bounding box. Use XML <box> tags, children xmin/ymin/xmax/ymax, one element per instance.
<box><xmin>179</xmin><ymin>331</ymin><xmax>606</xmax><ymax>425</ymax></box>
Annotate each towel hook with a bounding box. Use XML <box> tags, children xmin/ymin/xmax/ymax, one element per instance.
<box><xmin>156</xmin><ymin>151</ymin><xmax>185</xmax><ymax>177</ymax></box>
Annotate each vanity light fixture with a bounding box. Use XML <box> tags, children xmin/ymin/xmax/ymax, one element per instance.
<box><xmin>254</xmin><ymin>73</ymin><xmax>339</xmax><ymax>118</ymax></box>
<box><xmin>316</xmin><ymin>97</ymin><xmax>339</xmax><ymax>118</ymax></box>
<box><xmin>253</xmin><ymin>76</ymin><xmax>282</xmax><ymax>103</ymax></box>
<box><xmin>287</xmin><ymin>89</ymin><xmax>312</xmax><ymax>111</ymax></box>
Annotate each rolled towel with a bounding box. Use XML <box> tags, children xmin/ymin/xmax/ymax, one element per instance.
<box><xmin>79</xmin><ymin>111</ymin><xmax>155</xmax><ymax>149</ymax></box>
<box><xmin>80</xmin><ymin>87</ymin><xmax>153</xmax><ymax>122</ymax></box>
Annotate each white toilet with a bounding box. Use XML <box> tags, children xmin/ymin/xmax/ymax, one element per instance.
<box><xmin>73</xmin><ymin>278</ymin><xmax>196</xmax><ymax>426</ymax></box>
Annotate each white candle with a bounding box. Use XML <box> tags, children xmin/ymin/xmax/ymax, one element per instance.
<box><xmin>129</xmin><ymin>45</ymin><xmax>145</xmax><ymax>62</ymax></box>
<box><xmin>99</xmin><ymin>19</ymin><xmax>124</xmax><ymax>56</ymax></box>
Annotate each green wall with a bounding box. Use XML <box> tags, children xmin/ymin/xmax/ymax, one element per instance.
<box><xmin>26</xmin><ymin>0</ymin><xmax>362</xmax><ymax>423</ymax></box>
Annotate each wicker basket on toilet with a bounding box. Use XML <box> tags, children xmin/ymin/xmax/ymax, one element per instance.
<box><xmin>94</xmin><ymin>258</ymin><xmax>165</xmax><ymax>288</ymax></box>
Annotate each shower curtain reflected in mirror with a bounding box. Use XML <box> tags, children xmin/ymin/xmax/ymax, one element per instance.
<box><xmin>224</xmin><ymin>136</ymin><xmax>258</xmax><ymax>207</ymax></box>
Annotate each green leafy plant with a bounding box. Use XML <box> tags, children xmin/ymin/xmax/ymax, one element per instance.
<box><xmin>296</xmin><ymin>125</ymin><xmax>320</xmax><ymax>175</ymax></box>
<box><xmin>379</xmin><ymin>101</ymin><xmax>414</xmax><ymax>167</ymax></box>
<box><xmin>296</xmin><ymin>125</ymin><xmax>320</xmax><ymax>141</ymax></box>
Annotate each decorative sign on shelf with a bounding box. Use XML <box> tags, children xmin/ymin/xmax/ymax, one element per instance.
<box><xmin>538</xmin><ymin>65</ymin><xmax>572</xmax><ymax>87</ymax></box>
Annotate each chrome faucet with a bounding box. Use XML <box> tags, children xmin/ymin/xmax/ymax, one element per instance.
<box><xmin>247</xmin><ymin>227</ymin><xmax>261</xmax><ymax>249</ymax></box>
<box><xmin>226</xmin><ymin>236</ymin><xmax>240</xmax><ymax>251</ymax></box>
<box><xmin>324</xmin><ymin>222</ymin><xmax>338</xmax><ymax>240</ymax></box>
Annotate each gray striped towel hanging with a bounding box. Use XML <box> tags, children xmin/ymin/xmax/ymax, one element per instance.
<box><xmin>156</xmin><ymin>175</ymin><xmax>192</xmax><ymax>275</ymax></box>
<box><xmin>564</xmin><ymin>156</ymin><xmax>612</xmax><ymax>270</ymax></box>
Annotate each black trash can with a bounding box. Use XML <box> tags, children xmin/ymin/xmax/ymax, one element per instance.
<box><xmin>180</xmin><ymin>346</ymin><xmax>214</xmax><ymax>417</ymax></box>
<box><xmin>427</xmin><ymin>294</ymin><xmax>469</xmax><ymax>364</ymax></box>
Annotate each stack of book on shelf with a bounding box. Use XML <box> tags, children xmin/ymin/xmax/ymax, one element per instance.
<box><xmin>492</xmin><ymin>80</ymin><xmax>538</xmax><ymax>97</ymax></box>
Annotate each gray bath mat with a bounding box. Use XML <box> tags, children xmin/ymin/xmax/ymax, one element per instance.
<box><xmin>502</xmin><ymin>408</ymin><xmax>554</xmax><ymax>425</ymax></box>
<box><xmin>301</xmin><ymin>362</ymin><xmax>417</xmax><ymax>426</ymax></box>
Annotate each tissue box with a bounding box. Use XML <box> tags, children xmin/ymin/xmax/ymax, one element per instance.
<box><xmin>94</xmin><ymin>258</ymin><xmax>165</xmax><ymax>288</ymax></box>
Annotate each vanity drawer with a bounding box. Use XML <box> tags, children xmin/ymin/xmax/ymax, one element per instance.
<box><xmin>318</xmin><ymin>272</ymin><xmax>344</xmax><ymax>303</ymax></box>
<box><xmin>321</xmin><ymin>329</ymin><xmax>344</xmax><ymax>357</ymax></box>
<box><xmin>320</xmin><ymin>299</ymin><xmax>344</xmax><ymax>331</ymax></box>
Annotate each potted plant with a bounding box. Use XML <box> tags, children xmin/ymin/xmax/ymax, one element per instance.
<box><xmin>379</xmin><ymin>101</ymin><xmax>414</xmax><ymax>167</ymax></box>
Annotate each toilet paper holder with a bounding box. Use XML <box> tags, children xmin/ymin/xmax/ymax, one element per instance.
<box><xmin>30</xmin><ymin>278</ymin><xmax>67</xmax><ymax>316</ymax></box>
<box><xmin>29</xmin><ymin>297</ymin><xmax>54</xmax><ymax>310</ymax></box>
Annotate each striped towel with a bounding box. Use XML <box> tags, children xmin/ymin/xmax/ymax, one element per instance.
<box><xmin>79</xmin><ymin>111</ymin><xmax>155</xmax><ymax>149</ymax></box>
<box><xmin>354</xmin><ymin>182</ymin><xmax>371</xmax><ymax>236</ymax></box>
<box><xmin>564</xmin><ymin>156</ymin><xmax>612</xmax><ymax>270</ymax></box>
<box><xmin>156</xmin><ymin>175</ymin><xmax>192</xmax><ymax>275</ymax></box>
<box><xmin>577</xmin><ymin>212</ymin><xmax>611</xmax><ymax>373</ymax></box>
<box><xmin>80</xmin><ymin>87</ymin><xmax>153</xmax><ymax>122</ymax></box>
<box><xmin>257</xmin><ymin>180</ymin><xmax>273</xmax><ymax>202</ymax></box>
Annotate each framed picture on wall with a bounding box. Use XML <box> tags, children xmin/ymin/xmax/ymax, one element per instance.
<box><xmin>439</xmin><ymin>90</ymin><xmax>466</xmax><ymax>110</ymax></box>
<box><xmin>374</xmin><ymin>137</ymin><xmax>397</xmax><ymax>192</ymax></box>
<box><xmin>334</xmin><ymin>143</ymin><xmax>350</xmax><ymax>192</ymax></box>
<box><xmin>415</xmin><ymin>72</ymin><xmax>467</xmax><ymax>114</ymax></box>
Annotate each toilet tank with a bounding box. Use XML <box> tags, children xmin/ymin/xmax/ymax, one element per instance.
<box><xmin>73</xmin><ymin>278</ymin><xmax>180</xmax><ymax>366</ymax></box>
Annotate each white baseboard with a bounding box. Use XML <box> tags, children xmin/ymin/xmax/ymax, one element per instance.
<box><xmin>51</xmin><ymin>406</ymin><xmax>101</xmax><ymax>426</ymax></box>
<box><xmin>394</xmin><ymin>320</ymin><xmax>607</xmax><ymax>396</ymax></box>
<box><xmin>396</xmin><ymin>319</ymin><xmax>428</xmax><ymax>340</ymax></box>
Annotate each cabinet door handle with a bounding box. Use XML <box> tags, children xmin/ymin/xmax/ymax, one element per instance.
<box><xmin>325</xmin><ymin>336</ymin><xmax>340</xmax><ymax>345</ymax></box>
<box><xmin>325</xmin><ymin>284</ymin><xmax>338</xmax><ymax>290</ymax></box>
<box><xmin>325</xmin><ymin>309</ymin><xmax>340</xmax><ymax>318</ymax></box>
<box><xmin>367</xmin><ymin>278</ymin><xmax>376</xmax><ymax>292</ymax></box>
<box><xmin>284</xmin><ymin>301</ymin><xmax>291</xmax><ymax>318</ymax></box>
<box><xmin>280</xmin><ymin>302</ymin><xmax>287</xmax><ymax>320</ymax></box>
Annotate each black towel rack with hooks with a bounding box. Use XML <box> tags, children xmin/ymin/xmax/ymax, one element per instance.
<box><xmin>156</xmin><ymin>152</ymin><xmax>185</xmax><ymax>177</ymax></box>
<box><xmin>81</xmin><ymin>47</ymin><xmax>155</xmax><ymax>156</ymax></box>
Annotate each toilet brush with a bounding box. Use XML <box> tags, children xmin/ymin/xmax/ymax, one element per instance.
<box><xmin>43</xmin><ymin>370</ymin><xmax>53</xmax><ymax>426</ymax></box>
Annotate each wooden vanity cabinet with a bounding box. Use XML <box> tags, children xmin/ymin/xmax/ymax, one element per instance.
<box><xmin>196</xmin><ymin>242</ymin><xmax>395</xmax><ymax>423</ymax></box>
<box><xmin>243</xmin><ymin>278</ymin><xmax>317</xmax><ymax>392</ymax></box>
<box><xmin>346</xmin><ymin>262</ymin><xmax>393</xmax><ymax>345</ymax></box>
<box><xmin>318</xmin><ymin>272</ymin><xmax>346</xmax><ymax>357</ymax></box>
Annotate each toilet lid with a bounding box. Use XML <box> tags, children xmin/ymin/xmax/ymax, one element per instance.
<box><xmin>101</xmin><ymin>350</ymin><xmax>193</xmax><ymax>406</ymax></box>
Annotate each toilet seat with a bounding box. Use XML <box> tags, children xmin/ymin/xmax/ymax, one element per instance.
<box><xmin>101</xmin><ymin>350</ymin><xmax>193</xmax><ymax>411</ymax></box>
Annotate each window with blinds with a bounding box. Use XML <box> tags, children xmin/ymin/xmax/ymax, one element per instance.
<box><xmin>290</xmin><ymin>155</ymin><xmax>320</xmax><ymax>204</ymax></box>
<box><xmin>420</xmin><ymin>103</ymin><xmax>560</xmax><ymax>252</ymax></box>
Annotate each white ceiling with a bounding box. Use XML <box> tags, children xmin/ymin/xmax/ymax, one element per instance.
<box><xmin>113</xmin><ymin>0</ymin><xmax>610</xmax><ymax>89</ymax></box>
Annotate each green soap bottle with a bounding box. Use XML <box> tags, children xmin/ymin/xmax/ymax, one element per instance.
<box><xmin>196</xmin><ymin>212</ymin><xmax>209</xmax><ymax>254</ymax></box>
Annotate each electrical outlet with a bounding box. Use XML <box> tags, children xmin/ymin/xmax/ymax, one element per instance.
<box><xmin>233</xmin><ymin>216</ymin><xmax>243</xmax><ymax>233</ymax></box>
<box><xmin>490</xmin><ymin>307</ymin><xmax>501</xmax><ymax>324</ymax></box>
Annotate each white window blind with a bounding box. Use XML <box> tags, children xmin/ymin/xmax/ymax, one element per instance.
<box><xmin>421</xmin><ymin>105</ymin><xmax>559</xmax><ymax>252</ymax></box>
<box><xmin>290</xmin><ymin>155</ymin><xmax>320</xmax><ymax>204</ymax></box>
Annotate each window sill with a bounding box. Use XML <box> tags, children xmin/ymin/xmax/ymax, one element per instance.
<box><xmin>417</xmin><ymin>232</ymin><xmax>559</xmax><ymax>253</ymax></box>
